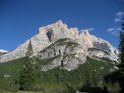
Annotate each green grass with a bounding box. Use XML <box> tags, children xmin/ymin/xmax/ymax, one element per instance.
<box><xmin>0</xmin><ymin>57</ymin><xmax>116</xmax><ymax>93</ymax></box>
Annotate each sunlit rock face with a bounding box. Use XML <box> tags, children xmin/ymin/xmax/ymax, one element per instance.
<box><xmin>0</xmin><ymin>20</ymin><xmax>119</xmax><ymax>63</ymax></box>
<box><xmin>39</xmin><ymin>20</ymin><xmax>79</xmax><ymax>42</ymax></box>
<box><xmin>78</xmin><ymin>29</ymin><xmax>119</xmax><ymax>62</ymax></box>
<box><xmin>37</xmin><ymin>38</ymin><xmax>87</xmax><ymax>71</ymax></box>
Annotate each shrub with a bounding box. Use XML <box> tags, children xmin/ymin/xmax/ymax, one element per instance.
<box><xmin>105</xmin><ymin>81</ymin><xmax>121</xmax><ymax>93</ymax></box>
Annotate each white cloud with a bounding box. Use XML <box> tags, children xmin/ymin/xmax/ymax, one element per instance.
<box><xmin>116</xmin><ymin>12</ymin><xmax>124</xmax><ymax>17</ymax></box>
<box><xmin>80</xmin><ymin>28</ymin><xmax>95</xmax><ymax>33</ymax></box>
<box><xmin>110</xmin><ymin>11</ymin><xmax>124</xmax><ymax>36</ymax></box>
<box><xmin>111</xmin><ymin>30</ymin><xmax>117</xmax><ymax>35</ymax></box>
<box><xmin>116</xmin><ymin>28</ymin><xmax>122</xmax><ymax>31</ymax></box>
<box><xmin>114</xmin><ymin>18</ymin><xmax>121</xmax><ymax>22</ymax></box>
<box><xmin>114</xmin><ymin>11</ymin><xmax>124</xmax><ymax>23</ymax></box>
<box><xmin>107</xmin><ymin>27</ymin><xmax>121</xmax><ymax>37</ymax></box>
<box><xmin>111</xmin><ymin>30</ymin><xmax>119</xmax><ymax>37</ymax></box>
<box><xmin>88</xmin><ymin>28</ymin><xmax>95</xmax><ymax>32</ymax></box>
<box><xmin>107</xmin><ymin>28</ymin><xmax>115</xmax><ymax>32</ymax></box>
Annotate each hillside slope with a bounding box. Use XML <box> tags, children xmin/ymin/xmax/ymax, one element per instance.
<box><xmin>0</xmin><ymin>56</ymin><xmax>117</xmax><ymax>92</ymax></box>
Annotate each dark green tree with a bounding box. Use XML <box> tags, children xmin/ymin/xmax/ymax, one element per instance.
<box><xmin>19</xmin><ymin>40</ymin><xmax>35</xmax><ymax>90</ymax></box>
<box><xmin>118</xmin><ymin>17</ymin><xmax>124</xmax><ymax>93</ymax></box>
<box><xmin>80</xmin><ymin>61</ymin><xmax>93</xmax><ymax>92</ymax></box>
<box><xmin>26</xmin><ymin>40</ymin><xmax>33</xmax><ymax>57</ymax></box>
<box><xmin>104</xmin><ymin>17</ymin><xmax>124</xmax><ymax>93</ymax></box>
<box><xmin>92</xmin><ymin>70</ymin><xmax>99</xmax><ymax>87</ymax></box>
<box><xmin>119</xmin><ymin>32</ymin><xmax>124</xmax><ymax>67</ymax></box>
<box><xmin>118</xmin><ymin>18</ymin><xmax>124</xmax><ymax>77</ymax></box>
<box><xmin>19</xmin><ymin>58</ymin><xmax>35</xmax><ymax>90</ymax></box>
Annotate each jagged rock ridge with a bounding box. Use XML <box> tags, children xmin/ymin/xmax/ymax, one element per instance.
<box><xmin>0</xmin><ymin>20</ymin><xmax>119</xmax><ymax>65</ymax></box>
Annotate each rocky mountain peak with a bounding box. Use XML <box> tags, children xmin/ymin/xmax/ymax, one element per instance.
<box><xmin>55</xmin><ymin>20</ymin><xmax>65</xmax><ymax>26</ymax></box>
<box><xmin>0</xmin><ymin>20</ymin><xmax>119</xmax><ymax>63</ymax></box>
<box><xmin>82</xmin><ymin>29</ymin><xmax>90</xmax><ymax>36</ymax></box>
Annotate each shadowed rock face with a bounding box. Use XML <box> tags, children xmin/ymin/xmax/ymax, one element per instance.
<box><xmin>0</xmin><ymin>20</ymin><xmax>119</xmax><ymax>64</ymax></box>
<box><xmin>46</xmin><ymin>30</ymin><xmax>54</xmax><ymax>42</ymax></box>
<box><xmin>93</xmin><ymin>42</ymin><xmax>111</xmax><ymax>52</ymax></box>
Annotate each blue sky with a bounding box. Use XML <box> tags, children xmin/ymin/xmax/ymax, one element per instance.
<box><xmin>0</xmin><ymin>0</ymin><xmax>124</xmax><ymax>51</ymax></box>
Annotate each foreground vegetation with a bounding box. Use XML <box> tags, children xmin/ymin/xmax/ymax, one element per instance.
<box><xmin>0</xmin><ymin>56</ymin><xmax>116</xmax><ymax>93</ymax></box>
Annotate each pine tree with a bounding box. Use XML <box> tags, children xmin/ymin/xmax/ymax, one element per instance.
<box><xmin>19</xmin><ymin>40</ymin><xmax>35</xmax><ymax>90</ymax></box>
<box><xmin>119</xmin><ymin>31</ymin><xmax>124</xmax><ymax>67</ymax></box>
<box><xmin>92</xmin><ymin>70</ymin><xmax>98</xmax><ymax>87</ymax></box>
<box><xmin>118</xmin><ymin>17</ymin><xmax>124</xmax><ymax>93</ymax></box>
<box><xmin>119</xmin><ymin>18</ymin><xmax>124</xmax><ymax>68</ymax></box>
<box><xmin>105</xmin><ymin>81</ymin><xmax>121</xmax><ymax>93</ymax></box>
<box><xmin>26</xmin><ymin>40</ymin><xmax>33</xmax><ymax>57</ymax></box>
<box><xmin>19</xmin><ymin>58</ymin><xmax>35</xmax><ymax>90</ymax></box>
<box><xmin>84</xmin><ymin>61</ymin><xmax>93</xmax><ymax>88</ymax></box>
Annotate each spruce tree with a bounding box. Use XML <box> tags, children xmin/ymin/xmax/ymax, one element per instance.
<box><xmin>118</xmin><ymin>17</ymin><xmax>124</xmax><ymax>93</ymax></box>
<box><xmin>119</xmin><ymin>18</ymin><xmax>124</xmax><ymax>68</ymax></box>
<box><xmin>26</xmin><ymin>40</ymin><xmax>33</xmax><ymax>57</ymax></box>
<box><xmin>119</xmin><ymin>32</ymin><xmax>124</xmax><ymax>67</ymax></box>
<box><xmin>19</xmin><ymin>40</ymin><xmax>35</xmax><ymax>90</ymax></box>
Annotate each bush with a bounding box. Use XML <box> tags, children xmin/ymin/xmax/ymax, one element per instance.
<box><xmin>105</xmin><ymin>81</ymin><xmax>121</xmax><ymax>93</ymax></box>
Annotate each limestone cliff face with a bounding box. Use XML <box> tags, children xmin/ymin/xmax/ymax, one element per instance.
<box><xmin>36</xmin><ymin>38</ymin><xmax>87</xmax><ymax>71</ymax></box>
<box><xmin>0</xmin><ymin>20</ymin><xmax>119</xmax><ymax>64</ymax></box>
<box><xmin>38</xmin><ymin>20</ymin><xmax>79</xmax><ymax>42</ymax></box>
<box><xmin>78</xmin><ymin>30</ymin><xmax>119</xmax><ymax>62</ymax></box>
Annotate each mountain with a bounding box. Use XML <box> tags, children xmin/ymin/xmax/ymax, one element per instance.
<box><xmin>0</xmin><ymin>20</ymin><xmax>119</xmax><ymax>64</ymax></box>
<box><xmin>0</xmin><ymin>49</ymin><xmax>8</xmax><ymax>53</ymax></box>
<box><xmin>0</xmin><ymin>49</ymin><xmax>8</xmax><ymax>55</ymax></box>
<box><xmin>0</xmin><ymin>20</ymin><xmax>119</xmax><ymax>92</ymax></box>
<box><xmin>37</xmin><ymin>38</ymin><xmax>87</xmax><ymax>71</ymax></box>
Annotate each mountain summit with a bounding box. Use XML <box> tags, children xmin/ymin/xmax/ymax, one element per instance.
<box><xmin>0</xmin><ymin>20</ymin><xmax>119</xmax><ymax>64</ymax></box>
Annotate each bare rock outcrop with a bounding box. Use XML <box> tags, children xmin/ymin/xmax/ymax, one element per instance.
<box><xmin>37</xmin><ymin>38</ymin><xmax>87</xmax><ymax>71</ymax></box>
<box><xmin>0</xmin><ymin>20</ymin><xmax>119</xmax><ymax>64</ymax></box>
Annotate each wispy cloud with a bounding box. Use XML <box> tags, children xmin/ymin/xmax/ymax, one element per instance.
<box><xmin>108</xmin><ymin>11</ymin><xmax>124</xmax><ymax>37</ymax></box>
<box><xmin>114</xmin><ymin>11</ymin><xmax>124</xmax><ymax>22</ymax></box>
<box><xmin>107</xmin><ymin>28</ymin><xmax>115</xmax><ymax>32</ymax></box>
<box><xmin>80</xmin><ymin>27</ymin><xmax>95</xmax><ymax>33</ymax></box>
<box><xmin>114</xmin><ymin>18</ymin><xmax>121</xmax><ymax>22</ymax></box>
<box><xmin>116</xmin><ymin>28</ymin><xmax>122</xmax><ymax>31</ymax></box>
<box><xmin>107</xmin><ymin>27</ymin><xmax>121</xmax><ymax>37</ymax></box>
<box><xmin>111</xmin><ymin>30</ymin><xmax>118</xmax><ymax>35</ymax></box>
<box><xmin>116</xmin><ymin>12</ymin><xmax>124</xmax><ymax>17</ymax></box>
<box><xmin>88</xmin><ymin>28</ymin><xmax>95</xmax><ymax>32</ymax></box>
